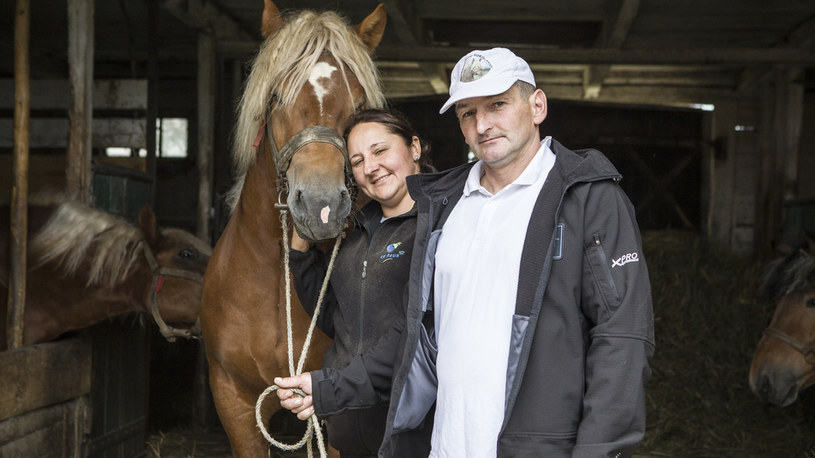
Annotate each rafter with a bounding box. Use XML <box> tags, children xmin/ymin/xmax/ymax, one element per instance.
<box><xmin>160</xmin><ymin>0</ymin><xmax>254</xmax><ymax>41</ymax></box>
<box><xmin>382</xmin><ymin>0</ymin><xmax>449</xmax><ymax>94</ymax></box>
<box><xmin>583</xmin><ymin>0</ymin><xmax>640</xmax><ymax>99</ymax></box>
<box><xmin>737</xmin><ymin>12</ymin><xmax>815</xmax><ymax>93</ymax></box>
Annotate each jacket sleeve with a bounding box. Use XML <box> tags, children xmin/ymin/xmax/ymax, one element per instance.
<box><xmin>574</xmin><ymin>181</ymin><xmax>655</xmax><ymax>458</ymax></box>
<box><xmin>289</xmin><ymin>247</ymin><xmax>337</xmax><ymax>338</ymax></box>
<box><xmin>310</xmin><ymin>312</ymin><xmax>405</xmax><ymax>417</ymax></box>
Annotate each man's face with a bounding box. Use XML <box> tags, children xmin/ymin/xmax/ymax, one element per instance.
<box><xmin>454</xmin><ymin>85</ymin><xmax>545</xmax><ymax>170</ymax></box>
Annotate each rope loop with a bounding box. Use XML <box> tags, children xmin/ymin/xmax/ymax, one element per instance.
<box><xmin>255</xmin><ymin>208</ymin><xmax>343</xmax><ymax>458</ymax></box>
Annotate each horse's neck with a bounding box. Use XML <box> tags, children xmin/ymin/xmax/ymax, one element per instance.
<box><xmin>23</xmin><ymin>259</ymin><xmax>150</xmax><ymax>345</ymax></box>
<box><xmin>234</xmin><ymin>147</ymin><xmax>286</xmax><ymax>241</ymax></box>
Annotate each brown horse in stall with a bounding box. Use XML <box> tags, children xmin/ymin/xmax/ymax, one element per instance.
<box><xmin>0</xmin><ymin>201</ymin><xmax>211</xmax><ymax>351</ymax></box>
<box><xmin>199</xmin><ymin>1</ymin><xmax>386</xmax><ymax>455</ymax></box>
<box><xmin>749</xmin><ymin>238</ymin><xmax>815</xmax><ymax>406</ymax></box>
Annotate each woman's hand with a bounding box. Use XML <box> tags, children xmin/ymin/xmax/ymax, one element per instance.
<box><xmin>274</xmin><ymin>373</ymin><xmax>315</xmax><ymax>420</ymax></box>
<box><xmin>290</xmin><ymin>228</ymin><xmax>312</xmax><ymax>252</ymax></box>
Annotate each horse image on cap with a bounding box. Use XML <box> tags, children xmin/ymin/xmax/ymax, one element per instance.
<box><xmin>461</xmin><ymin>55</ymin><xmax>491</xmax><ymax>82</ymax></box>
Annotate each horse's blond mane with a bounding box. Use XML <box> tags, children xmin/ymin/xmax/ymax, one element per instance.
<box><xmin>226</xmin><ymin>8</ymin><xmax>385</xmax><ymax>210</ymax></box>
<box><xmin>759</xmin><ymin>248</ymin><xmax>815</xmax><ymax>302</ymax></box>
<box><xmin>32</xmin><ymin>202</ymin><xmax>144</xmax><ymax>288</ymax></box>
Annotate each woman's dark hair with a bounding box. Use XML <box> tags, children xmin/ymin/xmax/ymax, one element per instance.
<box><xmin>344</xmin><ymin>108</ymin><xmax>434</xmax><ymax>172</ymax></box>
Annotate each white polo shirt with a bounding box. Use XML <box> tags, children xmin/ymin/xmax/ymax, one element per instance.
<box><xmin>430</xmin><ymin>137</ymin><xmax>555</xmax><ymax>457</ymax></box>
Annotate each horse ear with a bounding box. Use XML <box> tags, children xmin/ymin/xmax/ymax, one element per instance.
<box><xmin>354</xmin><ymin>4</ymin><xmax>387</xmax><ymax>52</ymax></box>
<box><xmin>138</xmin><ymin>204</ymin><xmax>158</xmax><ymax>244</ymax></box>
<box><xmin>261</xmin><ymin>0</ymin><xmax>285</xmax><ymax>39</ymax></box>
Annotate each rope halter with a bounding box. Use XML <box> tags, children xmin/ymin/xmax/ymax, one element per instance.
<box><xmin>142</xmin><ymin>242</ymin><xmax>205</xmax><ymax>342</ymax></box>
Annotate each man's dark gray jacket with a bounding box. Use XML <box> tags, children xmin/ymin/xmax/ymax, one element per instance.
<box><xmin>311</xmin><ymin>140</ymin><xmax>656</xmax><ymax>457</ymax></box>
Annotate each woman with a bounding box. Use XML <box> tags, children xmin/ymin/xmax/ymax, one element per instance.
<box><xmin>288</xmin><ymin>108</ymin><xmax>432</xmax><ymax>457</ymax></box>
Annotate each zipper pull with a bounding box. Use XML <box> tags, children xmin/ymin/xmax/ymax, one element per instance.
<box><xmin>593</xmin><ymin>234</ymin><xmax>601</xmax><ymax>245</ymax></box>
<box><xmin>362</xmin><ymin>260</ymin><xmax>367</xmax><ymax>279</ymax></box>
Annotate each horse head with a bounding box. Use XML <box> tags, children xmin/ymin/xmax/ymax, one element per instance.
<box><xmin>749</xmin><ymin>239</ymin><xmax>815</xmax><ymax>406</ymax></box>
<box><xmin>229</xmin><ymin>0</ymin><xmax>386</xmax><ymax>242</ymax></box>
<box><xmin>138</xmin><ymin>205</ymin><xmax>212</xmax><ymax>341</ymax></box>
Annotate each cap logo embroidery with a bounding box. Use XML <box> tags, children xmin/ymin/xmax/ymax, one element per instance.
<box><xmin>460</xmin><ymin>55</ymin><xmax>491</xmax><ymax>83</ymax></box>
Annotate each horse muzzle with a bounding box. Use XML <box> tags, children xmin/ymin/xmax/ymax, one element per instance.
<box><xmin>287</xmin><ymin>183</ymin><xmax>351</xmax><ymax>242</ymax></box>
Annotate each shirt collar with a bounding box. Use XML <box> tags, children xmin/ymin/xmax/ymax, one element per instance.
<box><xmin>463</xmin><ymin>136</ymin><xmax>553</xmax><ymax>197</ymax></box>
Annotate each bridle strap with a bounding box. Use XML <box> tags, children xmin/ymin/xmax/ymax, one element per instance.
<box><xmin>763</xmin><ymin>327</ymin><xmax>815</xmax><ymax>365</ymax></box>
<box><xmin>267</xmin><ymin>122</ymin><xmax>348</xmax><ymax>178</ymax></box>
<box><xmin>142</xmin><ymin>243</ymin><xmax>204</xmax><ymax>342</ymax></box>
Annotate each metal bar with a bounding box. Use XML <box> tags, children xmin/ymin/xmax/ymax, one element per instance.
<box><xmin>8</xmin><ymin>0</ymin><xmax>30</xmax><ymax>350</ymax></box>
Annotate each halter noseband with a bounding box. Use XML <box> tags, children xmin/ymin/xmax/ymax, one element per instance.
<box><xmin>142</xmin><ymin>242</ymin><xmax>205</xmax><ymax>342</ymax></box>
<box><xmin>763</xmin><ymin>327</ymin><xmax>815</xmax><ymax>365</ymax></box>
<box><xmin>264</xmin><ymin>120</ymin><xmax>348</xmax><ymax>191</ymax></box>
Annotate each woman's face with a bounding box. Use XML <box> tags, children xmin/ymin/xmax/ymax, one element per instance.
<box><xmin>348</xmin><ymin>122</ymin><xmax>420</xmax><ymax>217</ymax></box>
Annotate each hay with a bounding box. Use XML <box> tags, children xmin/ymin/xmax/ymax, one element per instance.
<box><xmin>637</xmin><ymin>230</ymin><xmax>815</xmax><ymax>457</ymax></box>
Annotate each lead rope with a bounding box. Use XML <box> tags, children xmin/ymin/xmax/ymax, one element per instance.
<box><xmin>255</xmin><ymin>208</ymin><xmax>343</xmax><ymax>458</ymax></box>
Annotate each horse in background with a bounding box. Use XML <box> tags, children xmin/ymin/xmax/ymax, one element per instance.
<box><xmin>0</xmin><ymin>201</ymin><xmax>211</xmax><ymax>351</ymax></box>
<box><xmin>749</xmin><ymin>237</ymin><xmax>815</xmax><ymax>406</ymax></box>
<box><xmin>199</xmin><ymin>1</ymin><xmax>386</xmax><ymax>455</ymax></box>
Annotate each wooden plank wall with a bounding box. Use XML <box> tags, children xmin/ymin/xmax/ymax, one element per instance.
<box><xmin>0</xmin><ymin>338</ymin><xmax>92</xmax><ymax>456</ymax></box>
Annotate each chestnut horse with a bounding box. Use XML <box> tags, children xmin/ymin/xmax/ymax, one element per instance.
<box><xmin>0</xmin><ymin>201</ymin><xmax>211</xmax><ymax>351</ymax></box>
<box><xmin>749</xmin><ymin>238</ymin><xmax>815</xmax><ymax>406</ymax></box>
<box><xmin>200</xmin><ymin>1</ymin><xmax>386</xmax><ymax>456</ymax></box>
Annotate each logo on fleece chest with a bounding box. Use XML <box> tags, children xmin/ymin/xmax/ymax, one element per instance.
<box><xmin>380</xmin><ymin>242</ymin><xmax>407</xmax><ymax>262</ymax></box>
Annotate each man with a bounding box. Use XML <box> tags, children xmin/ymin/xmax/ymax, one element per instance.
<box><xmin>276</xmin><ymin>47</ymin><xmax>655</xmax><ymax>457</ymax></box>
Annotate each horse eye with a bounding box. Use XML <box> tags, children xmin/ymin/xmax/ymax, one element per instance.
<box><xmin>178</xmin><ymin>249</ymin><xmax>196</xmax><ymax>259</ymax></box>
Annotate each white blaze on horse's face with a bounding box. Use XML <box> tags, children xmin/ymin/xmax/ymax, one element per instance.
<box><xmin>308</xmin><ymin>62</ymin><xmax>338</xmax><ymax>115</ymax></box>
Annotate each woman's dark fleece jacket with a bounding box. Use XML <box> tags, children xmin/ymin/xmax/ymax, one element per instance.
<box><xmin>289</xmin><ymin>199</ymin><xmax>416</xmax><ymax>455</ymax></box>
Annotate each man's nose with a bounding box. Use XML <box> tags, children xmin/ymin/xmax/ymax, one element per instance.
<box><xmin>475</xmin><ymin>112</ymin><xmax>491</xmax><ymax>134</ymax></box>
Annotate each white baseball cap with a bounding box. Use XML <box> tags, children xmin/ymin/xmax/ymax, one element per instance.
<box><xmin>439</xmin><ymin>47</ymin><xmax>536</xmax><ymax>114</ymax></box>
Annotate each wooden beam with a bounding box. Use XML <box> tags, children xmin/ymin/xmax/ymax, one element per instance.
<box><xmin>584</xmin><ymin>0</ymin><xmax>640</xmax><ymax>98</ymax></box>
<box><xmin>197</xmin><ymin>31</ymin><xmax>215</xmax><ymax>242</ymax></box>
<box><xmin>66</xmin><ymin>0</ymin><xmax>94</xmax><ymax>204</ymax></box>
<box><xmin>146</xmin><ymin>0</ymin><xmax>159</xmax><ymax>207</ymax></box>
<box><xmin>220</xmin><ymin>41</ymin><xmax>815</xmax><ymax>64</ymax></box>
<box><xmin>8</xmin><ymin>0</ymin><xmax>30</xmax><ymax>351</ymax></box>
<box><xmin>383</xmin><ymin>0</ymin><xmax>449</xmax><ymax>94</ymax></box>
<box><xmin>789</xmin><ymin>13</ymin><xmax>815</xmax><ymax>48</ymax></box>
<box><xmin>0</xmin><ymin>339</ymin><xmax>92</xmax><ymax>421</ymax></box>
<box><xmin>160</xmin><ymin>0</ymin><xmax>254</xmax><ymax>41</ymax></box>
<box><xmin>371</xmin><ymin>46</ymin><xmax>815</xmax><ymax>64</ymax></box>
<box><xmin>776</xmin><ymin>65</ymin><xmax>804</xmax><ymax>202</ymax></box>
<box><xmin>0</xmin><ymin>79</ymin><xmax>147</xmax><ymax>110</ymax></box>
<box><xmin>738</xmin><ymin>13</ymin><xmax>815</xmax><ymax>94</ymax></box>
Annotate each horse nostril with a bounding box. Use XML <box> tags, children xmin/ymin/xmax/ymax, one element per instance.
<box><xmin>340</xmin><ymin>189</ymin><xmax>349</xmax><ymax>205</ymax></box>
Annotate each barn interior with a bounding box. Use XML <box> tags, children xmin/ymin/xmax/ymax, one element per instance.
<box><xmin>1</xmin><ymin>0</ymin><xmax>814</xmax><ymax>456</ymax></box>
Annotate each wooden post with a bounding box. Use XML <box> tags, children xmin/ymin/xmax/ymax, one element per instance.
<box><xmin>780</xmin><ymin>65</ymin><xmax>804</xmax><ymax>202</ymax></box>
<box><xmin>197</xmin><ymin>31</ymin><xmax>215</xmax><ymax>243</ymax></box>
<box><xmin>8</xmin><ymin>0</ymin><xmax>30</xmax><ymax>350</ymax></box>
<box><xmin>756</xmin><ymin>82</ymin><xmax>777</xmax><ymax>258</ymax></box>
<box><xmin>66</xmin><ymin>0</ymin><xmax>94</xmax><ymax>204</ymax></box>
<box><xmin>146</xmin><ymin>0</ymin><xmax>159</xmax><ymax>208</ymax></box>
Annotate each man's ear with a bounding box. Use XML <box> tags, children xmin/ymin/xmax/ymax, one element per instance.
<box><xmin>532</xmin><ymin>89</ymin><xmax>547</xmax><ymax>125</ymax></box>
